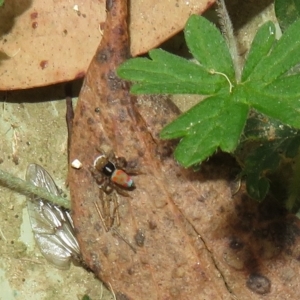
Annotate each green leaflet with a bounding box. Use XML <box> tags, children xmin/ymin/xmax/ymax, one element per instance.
<box><xmin>118</xmin><ymin>49</ymin><xmax>226</xmax><ymax>95</ymax></box>
<box><xmin>248</xmin><ymin>18</ymin><xmax>300</xmax><ymax>84</ymax></box>
<box><xmin>241</xmin><ymin>21</ymin><xmax>276</xmax><ymax>82</ymax></box>
<box><xmin>184</xmin><ymin>15</ymin><xmax>235</xmax><ymax>81</ymax></box>
<box><xmin>161</xmin><ymin>94</ymin><xmax>248</xmax><ymax>167</ymax></box>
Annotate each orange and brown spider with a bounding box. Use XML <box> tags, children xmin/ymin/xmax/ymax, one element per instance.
<box><xmin>90</xmin><ymin>148</ymin><xmax>138</xmax><ymax>197</ymax></box>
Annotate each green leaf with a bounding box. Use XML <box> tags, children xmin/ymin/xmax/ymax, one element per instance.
<box><xmin>260</xmin><ymin>73</ymin><xmax>300</xmax><ymax>98</ymax></box>
<box><xmin>118</xmin><ymin>49</ymin><xmax>226</xmax><ymax>95</ymax></box>
<box><xmin>244</xmin><ymin>84</ymin><xmax>300</xmax><ymax>129</ymax></box>
<box><xmin>0</xmin><ymin>0</ymin><xmax>4</xmax><ymax>6</ymax></box>
<box><xmin>242</xmin><ymin>21</ymin><xmax>276</xmax><ymax>81</ymax></box>
<box><xmin>236</xmin><ymin>111</ymin><xmax>300</xmax><ymax>201</ymax></box>
<box><xmin>161</xmin><ymin>94</ymin><xmax>248</xmax><ymax>167</ymax></box>
<box><xmin>185</xmin><ymin>15</ymin><xmax>235</xmax><ymax>81</ymax></box>
<box><xmin>249</xmin><ymin>18</ymin><xmax>300</xmax><ymax>84</ymax></box>
<box><xmin>246</xmin><ymin>172</ymin><xmax>270</xmax><ymax>201</ymax></box>
<box><xmin>275</xmin><ymin>0</ymin><xmax>300</xmax><ymax>31</ymax></box>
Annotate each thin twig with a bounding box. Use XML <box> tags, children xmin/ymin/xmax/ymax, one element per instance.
<box><xmin>0</xmin><ymin>169</ymin><xmax>71</xmax><ymax>209</ymax></box>
<box><xmin>107</xmin><ymin>282</ymin><xmax>116</xmax><ymax>300</ymax></box>
<box><xmin>94</xmin><ymin>201</ymin><xmax>109</xmax><ymax>232</ymax></box>
<box><xmin>112</xmin><ymin>228</ymin><xmax>137</xmax><ymax>253</ymax></box>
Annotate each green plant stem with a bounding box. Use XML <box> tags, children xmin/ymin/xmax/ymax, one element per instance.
<box><xmin>0</xmin><ymin>169</ymin><xmax>71</xmax><ymax>209</ymax></box>
<box><xmin>216</xmin><ymin>0</ymin><xmax>242</xmax><ymax>82</ymax></box>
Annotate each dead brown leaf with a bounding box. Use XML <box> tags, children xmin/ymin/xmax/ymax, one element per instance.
<box><xmin>0</xmin><ymin>0</ymin><xmax>213</xmax><ymax>90</ymax></box>
<box><xmin>68</xmin><ymin>0</ymin><xmax>300</xmax><ymax>299</ymax></box>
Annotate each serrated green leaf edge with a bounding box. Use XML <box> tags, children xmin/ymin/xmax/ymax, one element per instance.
<box><xmin>242</xmin><ymin>21</ymin><xmax>276</xmax><ymax>81</ymax></box>
<box><xmin>118</xmin><ymin>49</ymin><xmax>227</xmax><ymax>95</ymax></box>
<box><xmin>244</xmin><ymin>84</ymin><xmax>300</xmax><ymax>129</ymax></box>
<box><xmin>260</xmin><ymin>73</ymin><xmax>300</xmax><ymax>98</ymax></box>
<box><xmin>249</xmin><ymin>18</ymin><xmax>300</xmax><ymax>83</ymax></box>
<box><xmin>185</xmin><ymin>15</ymin><xmax>235</xmax><ymax>81</ymax></box>
<box><xmin>161</xmin><ymin>95</ymin><xmax>248</xmax><ymax>167</ymax></box>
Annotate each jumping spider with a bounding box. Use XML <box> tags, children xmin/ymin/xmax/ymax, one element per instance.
<box><xmin>90</xmin><ymin>148</ymin><xmax>138</xmax><ymax>197</ymax></box>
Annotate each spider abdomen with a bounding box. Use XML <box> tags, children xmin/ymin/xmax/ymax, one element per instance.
<box><xmin>111</xmin><ymin>169</ymin><xmax>134</xmax><ymax>188</ymax></box>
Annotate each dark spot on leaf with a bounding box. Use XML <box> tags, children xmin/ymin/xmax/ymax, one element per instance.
<box><xmin>107</xmin><ymin>70</ymin><xmax>123</xmax><ymax>91</ymax></box>
<box><xmin>148</xmin><ymin>220</ymin><xmax>157</xmax><ymax>230</ymax></box>
<box><xmin>113</xmin><ymin>25</ymin><xmax>125</xmax><ymax>36</ymax></box>
<box><xmin>134</xmin><ymin>229</ymin><xmax>145</xmax><ymax>247</ymax></box>
<box><xmin>87</xmin><ymin>117</ymin><xmax>94</xmax><ymax>125</ymax></box>
<box><xmin>137</xmin><ymin>150</ymin><xmax>144</xmax><ymax>157</ymax></box>
<box><xmin>96</xmin><ymin>48</ymin><xmax>110</xmax><ymax>63</ymax></box>
<box><xmin>40</xmin><ymin>60</ymin><xmax>48</xmax><ymax>69</ymax></box>
<box><xmin>63</xmin><ymin>29</ymin><xmax>68</xmax><ymax>36</ymax></box>
<box><xmin>95</xmin><ymin>107</ymin><xmax>100</xmax><ymax>113</ymax></box>
<box><xmin>246</xmin><ymin>273</ymin><xmax>271</xmax><ymax>294</ymax></box>
<box><xmin>30</xmin><ymin>12</ymin><xmax>38</xmax><ymax>19</ymax></box>
<box><xmin>127</xmin><ymin>267</ymin><xmax>134</xmax><ymax>275</ymax></box>
<box><xmin>32</xmin><ymin>22</ymin><xmax>38</xmax><ymax>29</ymax></box>
<box><xmin>229</xmin><ymin>237</ymin><xmax>244</xmax><ymax>250</ymax></box>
